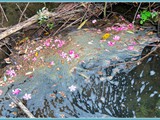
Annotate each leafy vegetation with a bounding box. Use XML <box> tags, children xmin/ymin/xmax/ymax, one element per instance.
<box><xmin>37</xmin><ymin>7</ymin><xmax>54</xmax><ymax>29</ymax></box>
<box><xmin>140</xmin><ymin>10</ymin><xmax>158</xmax><ymax>25</ymax></box>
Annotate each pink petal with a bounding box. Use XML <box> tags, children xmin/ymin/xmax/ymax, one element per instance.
<box><xmin>69</xmin><ymin>50</ymin><xmax>75</xmax><ymax>55</ymax></box>
<box><xmin>113</xmin><ymin>35</ymin><xmax>120</xmax><ymax>41</ymax></box>
<box><xmin>32</xmin><ymin>57</ymin><xmax>37</xmax><ymax>61</ymax></box>
<box><xmin>74</xmin><ymin>54</ymin><xmax>79</xmax><ymax>59</ymax></box>
<box><xmin>128</xmin><ymin>46</ymin><xmax>134</xmax><ymax>50</ymax></box>
<box><xmin>128</xmin><ymin>23</ymin><xmax>134</xmax><ymax>30</ymax></box>
<box><xmin>50</xmin><ymin>61</ymin><xmax>55</xmax><ymax>66</ymax></box>
<box><xmin>108</xmin><ymin>41</ymin><xmax>115</xmax><ymax>46</ymax></box>
<box><xmin>12</xmin><ymin>88</ymin><xmax>21</xmax><ymax>95</ymax></box>
<box><xmin>136</xmin><ymin>14</ymin><xmax>141</xmax><ymax>19</ymax></box>
<box><xmin>106</xmin><ymin>27</ymin><xmax>111</xmax><ymax>31</ymax></box>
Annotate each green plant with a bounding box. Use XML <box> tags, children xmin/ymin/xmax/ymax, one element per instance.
<box><xmin>140</xmin><ymin>10</ymin><xmax>158</xmax><ymax>25</ymax></box>
<box><xmin>37</xmin><ymin>7</ymin><xmax>49</xmax><ymax>25</ymax></box>
<box><xmin>37</xmin><ymin>7</ymin><xmax>54</xmax><ymax>29</ymax></box>
<box><xmin>47</xmin><ymin>23</ymin><xmax>54</xmax><ymax>29</ymax></box>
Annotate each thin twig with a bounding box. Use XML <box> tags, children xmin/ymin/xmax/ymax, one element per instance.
<box><xmin>132</xmin><ymin>2</ymin><xmax>142</xmax><ymax>24</ymax></box>
<box><xmin>59</xmin><ymin>17</ymin><xmax>82</xmax><ymax>33</ymax></box>
<box><xmin>0</xmin><ymin>47</ymin><xmax>10</xmax><ymax>57</ymax></box>
<box><xmin>138</xmin><ymin>44</ymin><xmax>160</xmax><ymax>62</ymax></box>
<box><xmin>0</xmin><ymin>4</ymin><xmax>8</xmax><ymax>22</ymax></box>
<box><xmin>16</xmin><ymin>3</ymin><xmax>28</xmax><ymax>20</ymax></box>
<box><xmin>19</xmin><ymin>3</ymin><xmax>30</xmax><ymax>23</ymax></box>
<box><xmin>52</xmin><ymin>15</ymin><xmax>74</xmax><ymax>37</ymax></box>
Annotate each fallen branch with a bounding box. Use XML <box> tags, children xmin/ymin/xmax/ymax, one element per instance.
<box><xmin>8</xmin><ymin>93</ymin><xmax>35</xmax><ymax>118</ymax></box>
<box><xmin>0</xmin><ymin>10</ymin><xmax>54</xmax><ymax>41</ymax></box>
<box><xmin>0</xmin><ymin>8</ymin><xmax>83</xmax><ymax>41</ymax></box>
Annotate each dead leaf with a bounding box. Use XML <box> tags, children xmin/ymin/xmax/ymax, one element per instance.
<box><xmin>77</xmin><ymin>19</ymin><xmax>88</xmax><ymax>29</ymax></box>
<box><xmin>101</xmin><ymin>33</ymin><xmax>110</xmax><ymax>40</ymax></box>
<box><xmin>25</xmin><ymin>71</ymin><xmax>33</xmax><ymax>75</ymax></box>
<box><xmin>97</xmin><ymin>71</ymin><xmax>103</xmax><ymax>75</ymax></box>
<box><xmin>35</xmin><ymin>52</ymin><xmax>38</xmax><ymax>57</ymax></box>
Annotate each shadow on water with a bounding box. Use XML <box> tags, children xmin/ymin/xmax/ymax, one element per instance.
<box><xmin>0</xmin><ymin>29</ymin><xmax>160</xmax><ymax>118</ymax></box>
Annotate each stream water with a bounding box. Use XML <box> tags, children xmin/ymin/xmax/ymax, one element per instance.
<box><xmin>0</xmin><ymin>27</ymin><xmax>160</xmax><ymax>118</ymax></box>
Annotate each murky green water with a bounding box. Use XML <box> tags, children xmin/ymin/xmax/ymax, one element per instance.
<box><xmin>0</xmin><ymin>28</ymin><xmax>160</xmax><ymax>118</ymax></box>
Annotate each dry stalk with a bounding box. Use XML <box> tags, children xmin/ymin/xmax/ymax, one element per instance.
<box><xmin>16</xmin><ymin>3</ymin><xmax>28</xmax><ymax>20</ymax></box>
<box><xmin>18</xmin><ymin>3</ymin><xmax>30</xmax><ymax>23</ymax></box>
<box><xmin>0</xmin><ymin>4</ymin><xmax>8</xmax><ymax>22</ymax></box>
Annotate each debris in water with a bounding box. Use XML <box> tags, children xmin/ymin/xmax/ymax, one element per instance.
<box><xmin>9</xmin><ymin>102</ymin><xmax>17</xmax><ymax>108</ymax></box>
<box><xmin>150</xmin><ymin>70</ymin><xmax>155</xmax><ymax>76</ymax></box>
<box><xmin>12</xmin><ymin>88</ymin><xmax>21</xmax><ymax>95</ymax></box>
<box><xmin>23</xmin><ymin>93</ymin><xmax>32</xmax><ymax>100</ymax></box>
<box><xmin>25</xmin><ymin>71</ymin><xmax>33</xmax><ymax>76</ymax></box>
<box><xmin>68</xmin><ymin>85</ymin><xmax>77</xmax><ymax>92</ymax></box>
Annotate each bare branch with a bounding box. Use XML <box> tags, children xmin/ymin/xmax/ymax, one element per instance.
<box><xmin>18</xmin><ymin>3</ymin><xmax>30</xmax><ymax>23</ymax></box>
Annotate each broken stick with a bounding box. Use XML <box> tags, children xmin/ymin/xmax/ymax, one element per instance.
<box><xmin>8</xmin><ymin>94</ymin><xmax>35</xmax><ymax>118</ymax></box>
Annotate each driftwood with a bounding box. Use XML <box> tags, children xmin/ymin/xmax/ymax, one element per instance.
<box><xmin>0</xmin><ymin>10</ymin><xmax>54</xmax><ymax>41</ymax></box>
<box><xmin>8</xmin><ymin>94</ymin><xmax>35</xmax><ymax>118</ymax></box>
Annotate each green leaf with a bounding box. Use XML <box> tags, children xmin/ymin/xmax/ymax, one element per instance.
<box><xmin>145</xmin><ymin>11</ymin><xmax>151</xmax><ymax>17</ymax></box>
<box><xmin>126</xmin><ymin>31</ymin><xmax>134</xmax><ymax>34</ymax></box>
<box><xmin>140</xmin><ymin>20</ymin><xmax>143</xmax><ymax>24</ymax></box>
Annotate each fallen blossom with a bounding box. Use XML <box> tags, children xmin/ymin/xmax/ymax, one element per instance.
<box><xmin>55</xmin><ymin>39</ymin><xmax>65</xmax><ymax>48</ymax></box>
<box><xmin>69</xmin><ymin>50</ymin><xmax>75</xmax><ymax>58</ymax></box>
<box><xmin>0</xmin><ymin>89</ymin><xmax>3</xmax><ymax>95</ymax></box>
<box><xmin>68</xmin><ymin>85</ymin><xmax>77</xmax><ymax>92</ymax></box>
<box><xmin>113</xmin><ymin>35</ymin><xmax>120</xmax><ymax>41</ymax></box>
<box><xmin>92</xmin><ymin>19</ymin><xmax>97</xmax><ymax>24</ymax></box>
<box><xmin>74</xmin><ymin>54</ymin><xmax>79</xmax><ymax>59</ymax></box>
<box><xmin>32</xmin><ymin>57</ymin><xmax>37</xmax><ymax>61</ymax></box>
<box><xmin>106</xmin><ymin>27</ymin><xmax>111</xmax><ymax>31</ymax></box>
<box><xmin>9</xmin><ymin>102</ymin><xmax>16</xmax><ymax>108</ymax></box>
<box><xmin>66</xmin><ymin>56</ymin><xmax>72</xmax><ymax>62</ymax></box>
<box><xmin>54</xmin><ymin>39</ymin><xmax>61</xmax><ymax>43</ymax></box>
<box><xmin>136</xmin><ymin>14</ymin><xmax>141</xmax><ymax>19</ymax></box>
<box><xmin>6</xmin><ymin>69</ymin><xmax>16</xmax><ymax>78</ymax></box>
<box><xmin>108</xmin><ymin>41</ymin><xmax>115</xmax><ymax>46</ymax></box>
<box><xmin>69</xmin><ymin>50</ymin><xmax>75</xmax><ymax>55</ymax></box>
<box><xmin>128</xmin><ymin>46</ymin><xmax>134</xmax><ymax>50</ymax></box>
<box><xmin>128</xmin><ymin>23</ymin><xmax>134</xmax><ymax>30</ymax></box>
<box><xmin>23</xmin><ymin>93</ymin><xmax>32</xmax><ymax>100</ymax></box>
<box><xmin>12</xmin><ymin>88</ymin><xmax>21</xmax><ymax>95</ymax></box>
<box><xmin>44</xmin><ymin>39</ymin><xmax>51</xmax><ymax>47</ymax></box>
<box><xmin>131</xmin><ymin>41</ymin><xmax>137</xmax><ymax>45</ymax></box>
<box><xmin>60</xmin><ymin>52</ymin><xmax>67</xmax><ymax>58</ymax></box>
<box><xmin>50</xmin><ymin>61</ymin><xmax>55</xmax><ymax>66</ymax></box>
